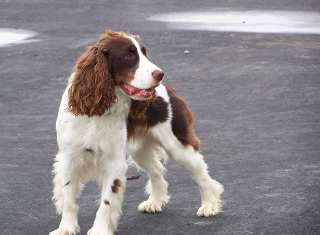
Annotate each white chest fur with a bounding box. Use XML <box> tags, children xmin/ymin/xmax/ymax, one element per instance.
<box><xmin>56</xmin><ymin>86</ymin><xmax>130</xmax><ymax>158</ymax></box>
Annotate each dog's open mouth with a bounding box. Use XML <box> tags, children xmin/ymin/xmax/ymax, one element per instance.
<box><xmin>120</xmin><ymin>83</ymin><xmax>155</xmax><ymax>99</ymax></box>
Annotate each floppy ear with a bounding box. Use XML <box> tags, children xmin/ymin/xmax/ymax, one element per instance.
<box><xmin>67</xmin><ymin>44</ymin><xmax>116</xmax><ymax>117</ymax></box>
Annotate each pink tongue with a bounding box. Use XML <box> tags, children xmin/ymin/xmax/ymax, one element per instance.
<box><xmin>121</xmin><ymin>83</ymin><xmax>154</xmax><ymax>98</ymax></box>
<box><xmin>122</xmin><ymin>83</ymin><xmax>138</xmax><ymax>95</ymax></box>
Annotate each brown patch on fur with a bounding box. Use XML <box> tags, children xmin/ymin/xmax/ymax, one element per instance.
<box><xmin>104</xmin><ymin>200</ymin><xmax>110</xmax><ymax>205</ymax></box>
<box><xmin>111</xmin><ymin>185</ymin><xmax>119</xmax><ymax>194</ymax></box>
<box><xmin>129</xmin><ymin>92</ymin><xmax>156</xmax><ymax>119</ymax></box>
<box><xmin>164</xmin><ymin>84</ymin><xmax>201</xmax><ymax>151</ymax></box>
<box><xmin>111</xmin><ymin>178</ymin><xmax>124</xmax><ymax>193</ymax></box>
<box><xmin>127</xmin><ymin>94</ymin><xmax>168</xmax><ymax>139</ymax></box>
<box><xmin>113</xmin><ymin>179</ymin><xmax>122</xmax><ymax>187</ymax></box>
<box><xmin>61</xmin><ymin>180</ymin><xmax>71</xmax><ymax>189</ymax></box>
<box><xmin>133</xmin><ymin>35</ymin><xmax>149</xmax><ymax>59</ymax></box>
<box><xmin>85</xmin><ymin>148</ymin><xmax>94</xmax><ymax>154</ymax></box>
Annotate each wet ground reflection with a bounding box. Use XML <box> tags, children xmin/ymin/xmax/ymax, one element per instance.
<box><xmin>0</xmin><ymin>28</ymin><xmax>39</xmax><ymax>47</ymax></box>
<box><xmin>148</xmin><ymin>11</ymin><xmax>320</xmax><ymax>35</ymax></box>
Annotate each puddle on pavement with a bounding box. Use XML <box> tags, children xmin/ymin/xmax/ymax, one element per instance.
<box><xmin>148</xmin><ymin>11</ymin><xmax>320</xmax><ymax>35</ymax></box>
<box><xmin>0</xmin><ymin>28</ymin><xmax>40</xmax><ymax>47</ymax></box>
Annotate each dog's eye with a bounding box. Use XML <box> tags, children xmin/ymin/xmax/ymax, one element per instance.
<box><xmin>124</xmin><ymin>53</ymin><xmax>135</xmax><ymax>59</ymax></box>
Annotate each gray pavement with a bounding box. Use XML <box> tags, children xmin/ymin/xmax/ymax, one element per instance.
<box><xmin>0</xmin><ymin>1</ymin><xmax>319</xmax><ymax>234</ymax></box>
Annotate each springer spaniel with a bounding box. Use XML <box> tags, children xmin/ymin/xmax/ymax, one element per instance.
<box><xmin>50</xmin><ymin>30</ymin><xmax>224</xmax><ymax>235</ymax></box>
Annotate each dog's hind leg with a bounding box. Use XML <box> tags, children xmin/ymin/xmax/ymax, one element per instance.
<box><xmin>127</xmin><ymin>137</ymin><xmax>170</xmax><ymax>213</ymax></box>
<box><xmin>151</xmin><ymin>123</ymin><xmax>224</xmax><ymax>217</ymax></box>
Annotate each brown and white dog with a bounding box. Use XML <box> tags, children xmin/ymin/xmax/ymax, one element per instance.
<box><xmin>50</xmin><ymin>30</ymin><xmax>224</xmax><ymax>235</ymax></box>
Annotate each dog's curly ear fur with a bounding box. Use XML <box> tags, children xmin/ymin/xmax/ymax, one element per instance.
<box><xmin>67</xmin><ymin>35</ymin><xmax>116</xmax><ymax>117</ymax></box>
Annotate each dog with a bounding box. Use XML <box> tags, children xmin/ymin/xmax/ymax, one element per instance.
<box><xmin>50</xmin><ymin>30</ymin><xmax>223</xmax><ymax>235</ymax></box>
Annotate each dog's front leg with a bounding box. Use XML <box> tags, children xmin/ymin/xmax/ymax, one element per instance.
<box><xmin>50</xmin><ymin>152</ymin><xmax>81</xmax><ymax>235</ymax></box>
<box><xmin>88</xmin><ymin>157</ymin><xmax>128</xmax><ymax>235</ymax></box>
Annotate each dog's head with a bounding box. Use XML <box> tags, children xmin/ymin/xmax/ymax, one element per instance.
<box><xmin>67</xmin><ymin>30</ymin><xmax>164</xmax><ymax>117</ymax></box>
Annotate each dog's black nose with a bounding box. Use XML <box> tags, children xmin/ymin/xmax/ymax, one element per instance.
<box><xmin>152</xmin><ymin>70</ymin><xmax>164</xmax><ymax>82</ymax></box>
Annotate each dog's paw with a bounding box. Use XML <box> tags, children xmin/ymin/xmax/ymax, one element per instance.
<box><xmin>87</xmin><ymin>227</ymin><xmax>113</xmax><ymax>235</ymax></box>
<box><xmin>138</xmin><ymin>199</ymin><xmax>166</xmax><ymax>213</ymax></box>
<box><xmin>196</xmin><ymin>178</ymin><xmax>224</xmax><ymax>217</ymax></box>
<box><xmin>49</xmin><ymin>225</ymin><xmax>80</xmax><ymax>235</ymax></box>
<box><xmin>196</xmin><ymin>200</ymin><xmax>224</xmax><ymax>217</ymax></box>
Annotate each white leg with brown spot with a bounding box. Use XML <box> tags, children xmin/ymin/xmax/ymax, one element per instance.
<box><xmin>50</xmin><ymin>152</ymin><xmax>81</xmax><ymax>235</ymax></box>
<box><xmin>151</xmin><ymin>122</ymin><xmax>224</xmax><ymax>217</ymax></box>
<box><xmin>87</xmin><ymin>159</ymin><xmax>127</xmax><ymax>235</ymax></box>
